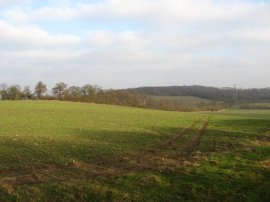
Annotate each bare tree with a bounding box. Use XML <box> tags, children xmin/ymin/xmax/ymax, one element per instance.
<box><xmin>0</xmin><ymin>83</ymin><xmax>8</xmax><ymax>100</ymax></box>
<box><xmin>22</xmin><ymin>86</ymin><xmax>32</xmax><ymax>100</ymax></box>
<box><xmin>7</xmin><ymin>85</ymin><xmax>21</xmax><ymax>100</ymax></box>
<box><xmin>52</xmin><ymin>82</ymin><xmax>68</xmax><ymax>99</ymax></box>
<box><xmin>81</xmin><ymin>84</ymin><xmax>101</xmax><ymax>103</ymax></box>
<box><xmin>35</xmin><ymin>81</ymin><xmax>47</xmax><ymax>99</ymax></box>
<box><xmin>81</xmin><ymin>84</ymin><xmax>93</xmax><ymax>97</ymax></box>
<box><xmin>68</xmin><ymin>86</ymin><xmax>82</xmax><ymax>99</ymax></box>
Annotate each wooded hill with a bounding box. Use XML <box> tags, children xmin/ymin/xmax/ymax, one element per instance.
<box><xmin>2</xmin><ymin>83</ymin><xmax>269</xmax><ymax>111</ymax></box>
<box><xmin>0</xmin><ymin>83</ymin><xmax>225</xmax><ymax>111</ymax></box>
<box><xmin>128</xmin><ymin>85</ymin><xmax>270</xmax><ymax>103</ymax></box>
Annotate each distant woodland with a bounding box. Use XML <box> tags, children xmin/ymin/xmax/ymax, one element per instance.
<box><xmin>1</xmin><ymin>83</ymin><xmax>269</xmax><ymax>111</ymax></box>
<box><xmin>129</xmin><ymin>86</ymin><xmax>270</xmax><ymax>103</ymax></box>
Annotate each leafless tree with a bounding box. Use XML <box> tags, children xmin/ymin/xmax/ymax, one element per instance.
<box><xmin>7</xmin><ymin>85</ymin><xmax>21</xmax><ymax>100</ymax></box>
<box><xmin>22</xmin><ymin>86</ymin><xmax>32</xmax><ymax>99</ymax></box>
<box><xmin>0</xmin><ymin>83</ymin><xmax>8</xmax><ymax>100</ymax></box>
<box><xmin>52</xmin><ymin>82</ymin><xmax>68</xmax><ymax>99</ymax></box>
<box><xmin>35</xmin><ymin>81</ymin><xmax>47</xmax><ymax>99</ymax></box>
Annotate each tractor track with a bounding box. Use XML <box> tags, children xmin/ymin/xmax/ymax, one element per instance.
<box><xmin>178</xmin><ymin>117</ymin><xmax>210</xmax><ymax>156</ymax></box>
<box><xmin>0</xmin><ymin>117</ymin><xmax>211</xmax><ymax>192</ymax></box>
<box><xmin>157</xmin><ymin>120</ymin><xmax>200</xmax><ymax>150</ymax></box>
<box><xmin>120</xmin><ymin>117</ymin><xmax>211</xmax><ymax>172</ymax></box>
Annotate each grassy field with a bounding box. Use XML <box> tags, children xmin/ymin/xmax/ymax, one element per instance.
<box><xmin>150</xmin><ymin>95</ymin><xmax>212</xmax><ymax>105</ymax></box>
<box><xmin>238</xmin><ymin>102</ymin><xmax>270</xmax><ymax>109</ymax></box>
<box><xmin>0</xmin><ymin>101</ymin><xmax>269</xmax><ymax>201</ymax></box>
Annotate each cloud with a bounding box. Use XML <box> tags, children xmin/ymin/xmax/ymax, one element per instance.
<box><xmin>87</xmin><ymin>30</ymin><xmax>147</xmax><ymax>51</ymax></box>
<box><xmin>0</xmin><ymin>0</ymin><xmax>270</xmax><ymax>88</ymax></box>
<box><xmin>0</xmin><ymin>20</ymin><xmax>81</xmax><ymax>50</ymax></box>
<box><xmin>0</xmin><ymin>0</ymin><xmax>32</xmax><ymax>6</ymax></box>
<box><xmin>231</xmin><ymin>29</ymin><xmax>270</xmax><ymax>44</ymax></box>
<box><xmin>4</xmin><ymin>0</ymin><xmax>270</xmax><ymax>24</ymax></box>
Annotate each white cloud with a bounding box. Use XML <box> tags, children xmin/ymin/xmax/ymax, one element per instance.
<box><xmin>231</xmin><ymin>29</ymin><xmax>270</xmax><ymax>44</ymax></box>
<box><xmin>87</xmin><ymin>30</ymin><xmax>147</xmax><ymax>51</ymax></box>
<box><xmin>0</xmin><ymin>0</ymin><xmax>32</xmax><ymax>6</ymax></box>
<box><xmin>4</xmin><ymin>0</ymin><xmax>270</xmax><ymax>24</ymax></box>
<box><xmin>3</xmin><ymin>8</ymin><xmax>30</xmax><ymax>23</ymax></box>
<box><xmin>0</xmin><ymin>20</ymin><xmax>81</xmax><ymax>49</ymax></box>
<box><xmin>1</xmin><ymin>0</ymin><xmax>270</xmax><ymax>88</ymax></box>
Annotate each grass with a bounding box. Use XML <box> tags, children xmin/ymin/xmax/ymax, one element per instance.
<box><xmin>150</xmin><ymin>95</ymin><xmax>212</xmax><ymax>105</ymax></box>
<box><xmin>0</xmin><ymin>101</ymin><xmax>269</xmax><ymax>201</ymax></box>
<box><xmin>238</xmin><ymin>102</ymin><xmax>270</xmax><ymax>109</ymax></box>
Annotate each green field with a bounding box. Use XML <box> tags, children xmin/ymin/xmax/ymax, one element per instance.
<box><xmin>150</xmin><ymin>95</ymin><xmax>212</xmax><ymax>105</ymax></box>
<box><xmin>0</xmin><ymin>101</ymin><xmax>269</xmax><ymax>201</ymax></box>
<box><xmin>238</xmin><ymin>102</ymin><xmax>270</xmax><ymax>109</ymax></box>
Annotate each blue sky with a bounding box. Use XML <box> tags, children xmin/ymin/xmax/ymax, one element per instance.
<box><xmin>0</xmin><ymin>0</ymin><xmax>270</xmax><ymax>89</ymax></box>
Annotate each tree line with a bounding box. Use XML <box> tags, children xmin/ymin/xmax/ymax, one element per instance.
<box><xmin>0</xmin><ymin>82</ymin><xmax>225</xmax><ymax>112</ymax></box>
<box><xmin>129</xmin><ymin>85</ymin><xmax>270</xmax><ymax>103</ymax></box>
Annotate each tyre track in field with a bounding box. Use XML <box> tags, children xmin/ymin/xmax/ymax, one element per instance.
<box><xmin>120</xmin><ymin>117</ymin><xmax>211</xmax><ymax>172</ymax></box>
<box><xmin>177</xmin><ymin>117</ymin><xmax>210</xmax><ymax>156</ymax></box>
<box><xmin>157</xmin><ymin>120</ymin><xmax>200</xmax><ymax>150</ymax></box>
<box><xmin>0</xmin><ymin>117</ymin><xmax>211</xmax><ymax>192</ymax></box>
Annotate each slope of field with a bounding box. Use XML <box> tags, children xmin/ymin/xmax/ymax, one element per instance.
<box><xmin>0</xmin><ymin>101</ymin><xmax>269</xmax><ymax>201</ymax></box>
<box><xmin>238</xmin><ymin>102</ymin><xmax>270</xmax><ymax>109</ymax></box>
<box><xmin>150</xmin><ymin>95</ymin><xmax>212</xmax><ymax>105</ymax></box>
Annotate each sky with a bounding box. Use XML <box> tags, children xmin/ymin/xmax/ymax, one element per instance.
<box><xmin>0</xmin><ymin>0</ymin><xmax>270</xmax><ymax>89</ymax></box>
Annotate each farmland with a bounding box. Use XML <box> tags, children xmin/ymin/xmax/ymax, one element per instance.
<box><xmin>0</xmin><ymin>101</ymin><xmax>269</xmax><ymax>201</ymax></box>
<box><xmin>150</xmin><ymin>95</ymin><xmax>212</xmax><ymax>105</ymax></box>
